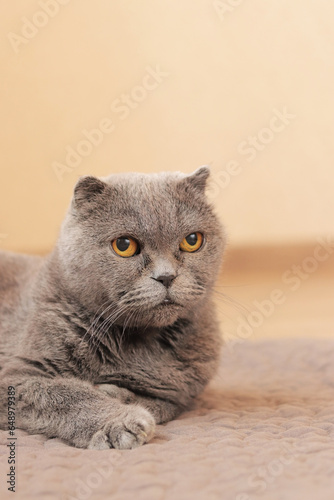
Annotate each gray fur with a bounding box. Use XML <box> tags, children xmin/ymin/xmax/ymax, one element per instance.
<box><xmin>0</xmin><ymin>167</ymin><xmax>225</xmax><ymax>449</ymax></box>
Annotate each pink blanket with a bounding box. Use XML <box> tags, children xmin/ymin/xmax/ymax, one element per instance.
<box><xmin>1</xmin><ymin>339</ymin><xmax>334</xmax><ymax>500</ymax></box>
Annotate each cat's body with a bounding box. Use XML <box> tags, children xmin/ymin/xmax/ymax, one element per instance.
<box><xmin>0</xmin><ymin>167</ymin><xmax>225</xmax><ymax>449</ymax></box>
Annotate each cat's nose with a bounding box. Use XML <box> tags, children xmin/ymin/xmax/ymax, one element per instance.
<box><xmin>153</xmin><ymin>274</ymin><xmax>176</xmax><ymax>288</ymax></box>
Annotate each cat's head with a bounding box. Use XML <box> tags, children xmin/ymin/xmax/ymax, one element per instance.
<box><xmin>58</xmin><ymin>167</ymin><xmax>226</xmax><ymax>328</ymax></box>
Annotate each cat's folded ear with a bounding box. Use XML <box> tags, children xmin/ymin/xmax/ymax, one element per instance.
<box><xmin>72</xmin><ymin>176</ymin><xmax>108</xmax><ymax>209</ymax></box>
<box><xmin>179</xmin><ymin>166</ymin><xmax>210</xmax><ymax>193</ymax></box>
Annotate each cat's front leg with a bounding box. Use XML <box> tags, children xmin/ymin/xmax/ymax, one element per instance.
<box><xmin>0</xmin><ymin>372</ymin><xmax>155</xmax><ymax>449</ymax></box>
<box><xmin>97</xmin><ymin>384</ymin><xmax>182</xmax><ymax>424</ymax></box>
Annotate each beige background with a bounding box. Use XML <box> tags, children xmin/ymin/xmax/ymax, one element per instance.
<box><xmin>0</xmin><ymin>0</ymin><xmax>333</xmax><ymax>254</ymax></box>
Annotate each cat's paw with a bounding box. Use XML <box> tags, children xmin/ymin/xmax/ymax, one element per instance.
<box><xmin>88</xmin><ymin>404</ymin><xmax>155</xmax><ymax>450</ymax></box>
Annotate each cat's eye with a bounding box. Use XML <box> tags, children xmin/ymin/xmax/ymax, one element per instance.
<box><xmin>179</xmin><ymin>232</ymin><xmax>204</xmax><ymax>253</ymax></box>
<box><xmin>111</xmin><ymin>236</ymin><xmax>139</xmax><ymax>257</ymax></box>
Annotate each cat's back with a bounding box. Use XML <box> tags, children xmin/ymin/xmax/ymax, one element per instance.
<box><xmin>0</xmin><ymin>249</ymin><xmax>42</xmax><ymax>289</ymax></box>
<box><xmin>0</xmin><ymin>250</ymin><xmax>43</xmax><ymax>332</ymax></box>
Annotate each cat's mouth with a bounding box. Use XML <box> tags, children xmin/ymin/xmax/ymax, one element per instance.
<box><xmin>163</xmin><ymin>298</ymin><xmax>173</xmax><ymax>305</ymax></box>
<box><xmin>158</xmin><ymin>297</ymin><xmax>181</xmax><ymax>308</ymax></box>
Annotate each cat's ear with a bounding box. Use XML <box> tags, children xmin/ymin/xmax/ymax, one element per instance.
<box><xmin>180</xmin><ymin>166</ymin><xmax>210</xmax><ymax>193</ymax></box>
<box><xmin>72</xmin><ymin>176</ymin><xmax>107</xmax><ymax>208</ymax></box>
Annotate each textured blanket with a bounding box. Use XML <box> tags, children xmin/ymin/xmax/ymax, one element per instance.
<box><xmin>1</xmin><ymin>339</ymin><xmax>334</xmax><ymax>500</ymax></box>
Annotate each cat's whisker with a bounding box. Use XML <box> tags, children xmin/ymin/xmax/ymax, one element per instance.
<box><xmin>119</xmin><ymin>293</ymin><xmax>156</xmax><ymax>308</ymax></box>
<box><xmin>79</xmin><ymin>301</ymin><xmax>116</xmax><ymax>350</ymax></box>
<box><xmin>95</xmin><ymin>303</ymin><xmax>139</xmax><ymax>357</ymax></box>
<box><xmin>90</xmin><ymin>302</ymin><xmax>130</xmax><ymax>346</ymax></box>
<box><xmin>212</xmin><ymin>289</ymin><xmax>250</xmax><ymax>316</ymax></box>
<box><xmin>119</xmin><ymin>307</ymin><xmax>138</xmax><ymax>346</ymax></box>
<box><xmin>212</xmin><ymin>301</ymin><xmax>246</xmax><ymax>324</ymax></box>
<box><xmin>90</xmin><ymin>302</ymin><xmax>134</xmax><ymax>356</ymax></box>
<box><xmin>85</xmin><ymin>306</ymin><xmax>122</xmax><ymax>353</ymax></box>
<box><xmin>89</xmin><ymin>297</ymin><xmax>112</xmax><ymax>329</ymax></box>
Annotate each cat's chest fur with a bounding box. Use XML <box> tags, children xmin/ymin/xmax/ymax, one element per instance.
<box><xmin>53</xmin><ymin>305</ymin><xmax>219</xmax><ymax>406</ymax></box>
<box><xmin>73</xmin><ymin>316</ymin><xmax>205</xmax><ymax>393</ymax></box>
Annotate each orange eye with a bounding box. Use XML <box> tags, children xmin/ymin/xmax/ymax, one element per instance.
<box><xmin>111</xmin><ymin>236</ymin><xmax>139</xmax><ymax>257</ymax></box>
<box><xmin>179</xmin><ymin>232</ymin><xmax>203</xmax><ymax>253</ymax></box>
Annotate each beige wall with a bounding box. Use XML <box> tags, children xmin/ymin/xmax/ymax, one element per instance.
<box><xmin>0</xmin><ymin>0</ymin><xmax>333</xmax><ymax>254</ymax></box>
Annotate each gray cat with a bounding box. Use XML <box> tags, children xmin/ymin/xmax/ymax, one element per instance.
<box><xmin>0</xmin><ymin>167</ymin><xmax>225</xmax><ymax>449</ymax></box>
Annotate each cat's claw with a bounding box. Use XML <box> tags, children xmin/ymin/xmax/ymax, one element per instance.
<box><xmin>88</xmin><ymin>405</ymin><xmax>155</xmax><ymax>450</ymax></box>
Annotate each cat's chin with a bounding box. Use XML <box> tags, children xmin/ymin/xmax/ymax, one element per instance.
<box><xmin>149</xmin><ymin>303</ymin><xmax>183</xmax><ymax>327</ymax></box>
<box><xmin>117</xmin><ymin>303</ymin><xmax>184</xmax><ymax>328</ymax></box>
